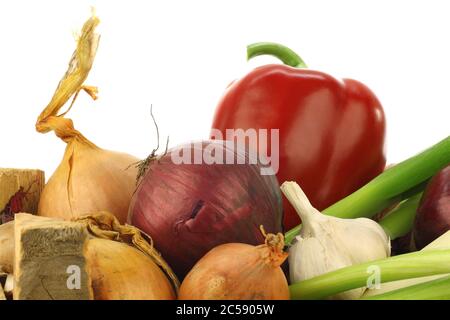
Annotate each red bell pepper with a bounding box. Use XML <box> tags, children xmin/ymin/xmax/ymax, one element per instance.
<box><xmin>211</xmin><ymin>42</ymin><xmax>386</xmax><ymax>230</ymax></box>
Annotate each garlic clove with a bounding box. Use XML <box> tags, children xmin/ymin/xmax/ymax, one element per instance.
<box><xmin>329</xmin><ymin>217</ymin><xmax>391</xmax><ymax>264</ymax></box>
<box><xmin>289</xmin><ymin>237</ymin><xmax>351</xmax><ymax>282</ymax></box>
<box><xmin>4</xmin><ymin>274</ymin><xmax>13</xmax><ymax>295</ymax></box>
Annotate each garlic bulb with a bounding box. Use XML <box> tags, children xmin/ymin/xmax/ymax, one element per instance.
<box><xmin>281</xmin><ymin>181</ymin><xmax>390</xmax><ymax>300</ymax></box>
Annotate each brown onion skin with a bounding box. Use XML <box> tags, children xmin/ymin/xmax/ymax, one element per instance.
<box><xmin>86</xmin><ymin>239</ymin><xmax>176</xmax><ymax>300</ymax></box>
<box><xmin>413</xmin><ymin>164</ymin><xmax>450</xmax><ymax>249</ymax></box>
<box><xmin>38</xmin><ymin>142</ymin><xmax>139</xmax><ymax>224</ymax></box>
<box><xmin>178</xmin><ymin>243</ymin><xmax>289</xmax><ymax>300</ymax></box>
<box><xmin>0</xmin><ymin>222</ymin><xmax>14</xmax><ymax>273</ymax></box>
<box><xmin>128</xmin><ymin>141</ymin><xmax>283</xmax><ymax>279</ymax></box>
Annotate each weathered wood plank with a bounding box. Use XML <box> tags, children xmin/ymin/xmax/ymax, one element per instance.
<box><xmin>14</xmin><ymin>213</ymin><xmax>93</xmax><ymax>300</ymax></box>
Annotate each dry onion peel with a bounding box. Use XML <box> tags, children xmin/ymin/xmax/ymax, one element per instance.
<box><xmin>36</xmin><ymin>14</ymin><xmax>139</xmax><ymax>222</ymax></box>
<box><xmin>0</xmin><ymin>222</ymin><xmax>14</xmax><ymax>274</ymax></box>
<box><xmin>74</xmin><ymin>212</ymin><xmax>180</xmax><ymax>292</ymax></box>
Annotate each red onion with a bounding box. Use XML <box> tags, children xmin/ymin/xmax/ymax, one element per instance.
<box><xmin>413</xmin><ymin>164</ymin><xmax>450</xmax><ymax>249</ymax></box>
<box><xmin>128</xmin><ymin>140</ymin><xmax>283</xmax><ymax>279</ymax></box>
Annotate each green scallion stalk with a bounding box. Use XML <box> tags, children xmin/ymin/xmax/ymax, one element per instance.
<box><xmin>286</xmin><ymin>136</ymin><xmax>450</xmax><ymax>244</ymax></box>
<box><xmin>362</xmin><ymin>275</ymin><xmax>450</xmax><ymax>300</ymax></box>
<box><xmin>378</xmin><ymin>192</ymin><xmax>422</xmax><ymax>240</ymax></box>
<box><xmin>289</xmin><ymin>248</ymin><xmax>450</xmax><ymax>300</ymax></box>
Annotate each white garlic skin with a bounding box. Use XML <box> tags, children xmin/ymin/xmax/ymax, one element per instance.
<box><xmin>289</xmin><ymin>216</ymin><xmax>390</xmax><ymax>299</ymax></box>
<box><xmin>282</xmin><ymin>181</ymin><xmax>391</xmax><ymax>300</ymax></box>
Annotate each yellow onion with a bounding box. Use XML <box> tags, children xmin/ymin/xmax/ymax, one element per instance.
<box><xmin>86</xmin><ymin>239</ymin><xmax>175</xmax><ymax>300</ymax></box>
<box><xmin>0</xmin><ymin>222</ymin><xmax>14</xmax><ymax>273</ymax></box>
<box><xmin>36</xmin><ymin>15</ymin><xmax>138</xmax><ymax>223</ymax></box>
<box><xmin>76</xmin><ymin>213</ymin><xmax>179</xmax><ymax>300</ymax></box>
<box><xmin>178</xmin><ymin>227</ymin><xmax>289</xmax><ymax>300</ymax></box>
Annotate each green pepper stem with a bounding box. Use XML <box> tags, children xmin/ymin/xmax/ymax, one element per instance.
<box><xmin>379</xmin><ymin>192</ymin><xmax>422</xmax><ymax>240</ymax></box>
<box><xmin>285</xmin><ymin>136</ymin><xmax>450</xmax><ymax>245</ymax></box>
<box><xmin>289</xmin><ymin>248</ymin><xmax>450</xmax><ymax>300</ymax></box>
<box><xmin>247</xmin><ymin>42</ymin><xmax>307</xmax><ymax>68</ymax></box>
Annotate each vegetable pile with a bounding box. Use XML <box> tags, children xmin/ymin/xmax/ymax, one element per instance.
<box><xmin>0</xmin><ymin>13</ymin><xmax>449</xmax><ymax>301</ymax></box>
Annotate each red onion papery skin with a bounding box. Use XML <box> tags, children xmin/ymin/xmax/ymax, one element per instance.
<box><xmin>128</xmin><ymin>140</ymin><xmax>283</xmax><ymax>279</ymax></box>
<box><xmin>413</xmin><ymin>164</ymin><xmax>450</xmax><ymax>249</ymax></box>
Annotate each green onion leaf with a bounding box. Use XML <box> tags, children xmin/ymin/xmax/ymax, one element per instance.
<box><xmin>363</xmin><ymin>275</ymin><xmax>450</xmax><ymax>300</ymax></box>
<box><xmin>290</xmin><ymin>248</ymin><xmax>450</xmax><ymax>300</ymax></box>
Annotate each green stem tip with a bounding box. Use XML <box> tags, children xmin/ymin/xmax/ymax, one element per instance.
<box><xmin>247</xmin><ymin>42</ymin><xmax>307</xmax><ymax>68</ymax></box>
<box><xmin>362</xmin><ymin>275</ymin><xmax>450</xmax><ymax>300</ymax></box>
<box><xmin>379</xmin><ymin>192</ymin><xmax>422</xmax><ymax>240</ymax></box>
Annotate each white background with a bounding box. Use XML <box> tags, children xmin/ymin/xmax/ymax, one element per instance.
<box><xmin>0</xmin><ymin>0</ymin><xmax>449</xmax><ymax>179</ymax></box>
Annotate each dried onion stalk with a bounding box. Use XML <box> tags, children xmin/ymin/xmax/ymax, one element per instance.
<box><xmin>36</xmin><ymin>14</ymin><xmax>138</xmax><ymax>223</ymax></box>
<box><xmin>75</xmin><ymin>212</ymin><xmax>179</xmax><ymax>299</ymax></box>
